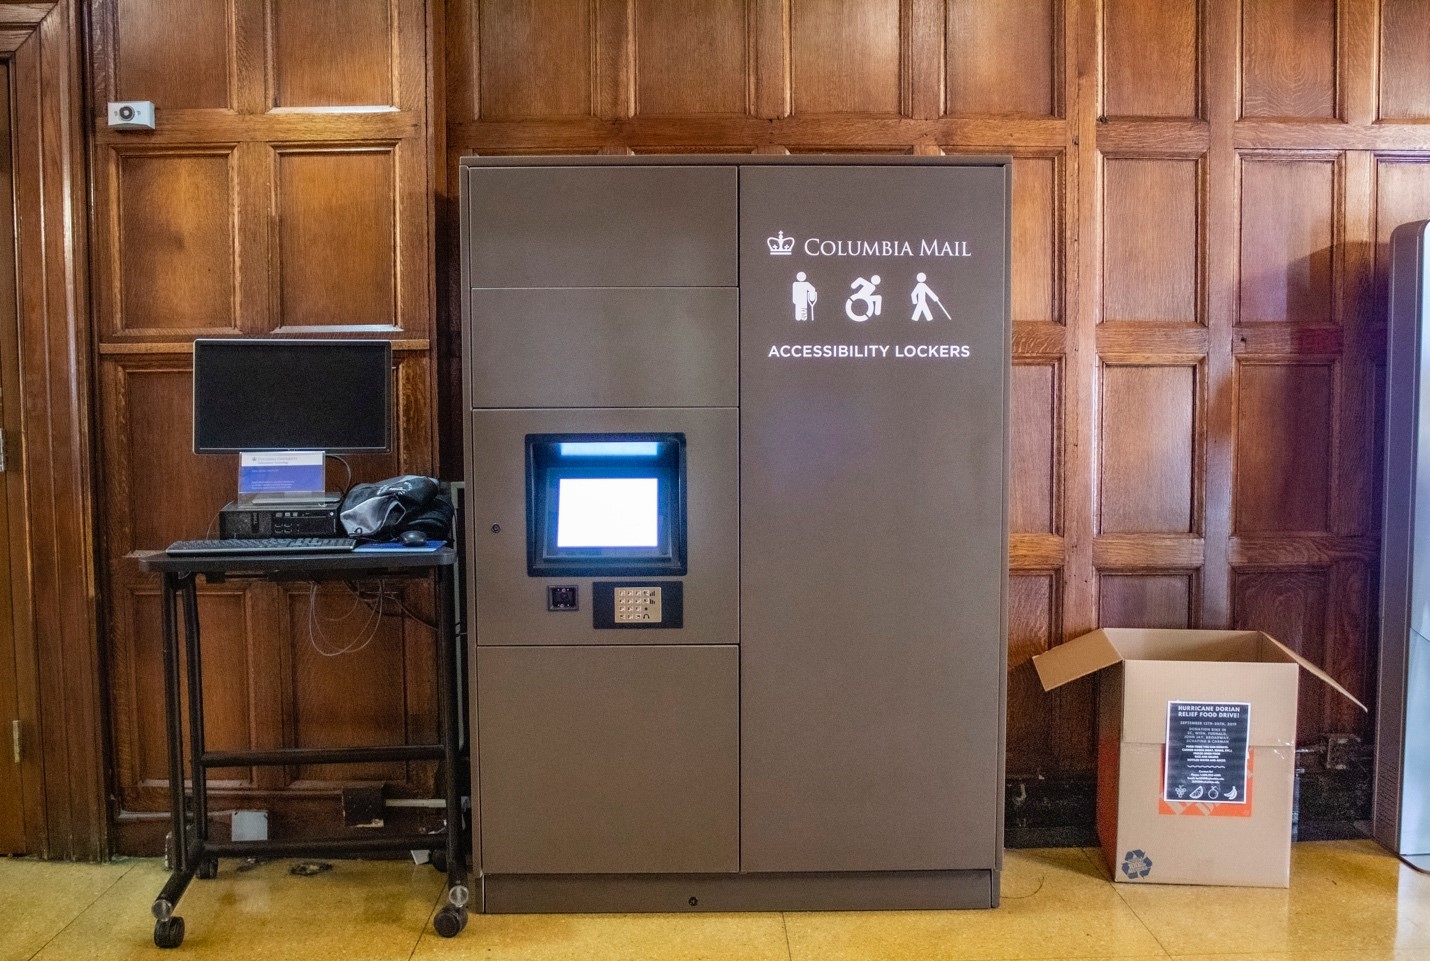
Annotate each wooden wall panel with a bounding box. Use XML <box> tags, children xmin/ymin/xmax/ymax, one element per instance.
<box><xmin>1011</xmin><ymin>362</ymin><xmax>1057</xmax><ymax>534</ymax></box>
<box><xmin>1102</xmin><ymin>158</ymin><xmax>1199</xmax><ymax>324</ymax></box>
<box><xmin>286</xmin><ymin>587</ymin><xmax>409</xmax><ymax>782</ymax></box>
<box><xmin>125</xmin><ymin>588</ymin><xmax>258</xmax><ymax>784</ymax></box>
<box><xmin>1006</xmin><ymin>573</ymin><xmax>1058</xmax><ymax>775</ymax></box>
<box><xmin>364</xmin><ymin>354</ymin><xmax>430</xmax><ymax>478</ymax></box>
<box><xmin>1374</xmin><ymin>159</ymin><xmax>1430</xmax><ymax>299</ymax></box>
<box><xmin>113</xmin><ymin>366</ymin><xmax>239</xmax><ymax>551</ymax></box>
<box><xmin>1375</xmin><ymin>160</ymin><xmax>1430</xmax><ymax>248</ymax></box>
<box><xmin>1234</xmin><ymin>362</ymin><xmax>1334</xmax><ymax>534</ymax></box>
<box><xmin>274</xmin><ymin>148</ymin><xmax>397</xmax><ymax>329</ymax></box>
<box><xmin>1102</xmin><ymin>0</ymin><xmax>1199</xmax><ymax>119</ymax></box>
<box><xmin>791</xmin><ymin>0</ymin><xmax>901</xmax><ymax>115</ymax></box>
<box><xmin>634</xmin><ymin>0</ymin><xmax>748</xmax><ymax>116</ymax></box>
<box><xmin>1378</xmin><ymin>0</ymin><xmax>1430</xmax><ymax>120</ymax></box>
<box><xmin>1373</xmin><ymin>158</ymin><xmax>1430</xmax><ymax>395</ymax></box>
<box><xmin>1100</xmin><ymin>365</ymin><xmax>1195</xmax><ymax>534</ymax></box>
<box><xmin>478</xmin><ymin>0</ymin><xmax>593</xmax><ymax>119</ymax></box>
<box><xmin>1232</xmin><ymin>569</ymin><xmax>1331</xmax><ymax>741</ymax></box>
<box><xmin>1012</xmin><ymin>155</ymin><xmax>1060</xmax><ymax>324</ymax></box>
<box><xmin>270</xmin><ymin>0</ymin><xmax>393</xmax><ymax>107</ymax></box>
<box><xmin>1100</xmin><ymin>573</ymin><xmax>1194</xmax><ymax>629</ymax></box>
<box><xmin>1241</xmin><ymin>0</ymin><xmax>1337</xmax><ymax>120</ymax></box>
<box><xmin>112</xmin><ymin>150</ymin><xmax>237</xmax><ymax>334</ymax></box>
<box><xmin>1238</xmin><ymin>157</ymin><xmax>1337</xmax><ymax>325</ymax></box>
<box><xmin>1324</xmin><ymin>561</ymin><xmax>1373</xmax><ymax>737</ymax></box>
<box><xmin>113</xmin><ymin>0</ymin><xmax>231</xmax><ymax>108</ymax></box>
<box><xmin>945</xmin><ymin>0</ymin><xmax>1057</xmax><ymax>118</ymax></box>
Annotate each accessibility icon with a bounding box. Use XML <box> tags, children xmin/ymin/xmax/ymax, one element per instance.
<box><xmin>846</xmin><ymin>275</ymin><xmax>883</xmax><ymax>322</ymax></box>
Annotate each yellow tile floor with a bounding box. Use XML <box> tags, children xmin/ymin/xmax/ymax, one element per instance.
<box><xmin>3</xmin><ymin>841</ymin><xmax>1429</xmax><ymax>961</ymax></box>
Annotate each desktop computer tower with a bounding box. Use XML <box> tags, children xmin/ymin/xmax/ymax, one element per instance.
<box><xmin>460</xmin><ymin>156</ymin><xmax>1011</xmax><ymax>910</ymax></box>
<box><xmin>1377</xmin><ymin>219</ymin><xmax>1430</xmax><ymax>870</ymax></box>
<box><xmin>218</xmin><ymin>502</ymin><xmax>340</xmax><ymax>538</ymax></box>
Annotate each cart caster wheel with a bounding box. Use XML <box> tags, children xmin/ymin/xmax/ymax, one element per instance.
<box><xmin>433</xmin><ymin>906</ymin><xmax>467</xmax><ymax>938</ymax></box>
<box><xmin>154</xmin><ymin>916</ymin><xmax>186</xmax><ymax>949</ymax></box>
<box><xmin>428</xmin><ymin>848</ymin><xmax>447</xmax><ymax>873</ymax></box>
<box><xmin>196</xmin><ymin>858</ymin><xmax>218</xmax><ymax>880</ymax></box>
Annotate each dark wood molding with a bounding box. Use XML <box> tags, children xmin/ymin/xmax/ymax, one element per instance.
<box><xmin>0</xmin><ymin>3</ymin><xmax>55</xmax><ymax>48</ymax></box>
<box><xmin>7</xmin><ymin>0</ymin><xmax>106</xmax><ymax>860</ymax></box>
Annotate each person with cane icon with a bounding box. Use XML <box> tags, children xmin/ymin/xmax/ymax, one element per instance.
<box><xmin>792</xmin><ymin>272</ymin><xmax>818</xmax><ymax>322</ymax></box>
<box><xmin>911</xmin><ymin>272</ymin><xmax>950</xmax><ymax>322</ymax></box>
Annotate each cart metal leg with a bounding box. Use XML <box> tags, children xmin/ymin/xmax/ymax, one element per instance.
<box><xmin>153</xmin><ymin>572</ymin><xmax>196</xmax><ymax>948</ymax></box>
<box><xmin>181</xmin><ymin>578</ymin><xmax>217</xmax><ymax>881</ymax></box>
<box><xmin>432</xmin><ymin>566</ymin><xmax>471</xmax><ymax>937</ymax></box>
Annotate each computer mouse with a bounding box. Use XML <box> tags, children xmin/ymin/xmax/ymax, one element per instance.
<box><xmin>399</xmin><ymin>529</ymin><xmax>428</xmax><ymax>547</ymax></box>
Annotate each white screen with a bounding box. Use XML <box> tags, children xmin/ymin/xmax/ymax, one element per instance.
<box><xmin>556</xmin><ymin>478</ymin><xmax>659</xmax><ymax>548</ymax></box>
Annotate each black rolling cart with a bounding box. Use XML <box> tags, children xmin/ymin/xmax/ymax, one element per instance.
<box><xmin>136</xmin><ymin>547</ymin><xmax>468</xmax><ymax>949</ymax></box>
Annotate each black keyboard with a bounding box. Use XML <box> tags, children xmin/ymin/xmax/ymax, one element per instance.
<box><xmin>166</xmin><ymin>537</ymin><xmax>357</xmax><ymax>556</ymax></box>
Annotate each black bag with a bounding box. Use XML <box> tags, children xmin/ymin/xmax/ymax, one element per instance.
<box><xmin>339</xmin><ymin>475</ymin><xmax>452</xmax><ymax>541</ymax></box>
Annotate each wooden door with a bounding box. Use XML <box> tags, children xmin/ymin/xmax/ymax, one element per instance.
<box><xmin>0</xmin><ymin>60</ymin><xmax>35</xmax><ymax>855</ymax></box>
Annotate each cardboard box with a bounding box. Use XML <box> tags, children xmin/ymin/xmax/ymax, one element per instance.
<box><xmin>1033</xmin><ymin>629</ymin><xmax>1364</xmax><ymax>887</ymax></box>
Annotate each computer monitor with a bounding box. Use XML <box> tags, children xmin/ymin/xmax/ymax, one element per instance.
<box><xmin>193</xmin><ymin>338</ymin><xmax>392</xmax><ymax>453</ymax></box>
<box><xmin>526</xmin><ymin>434</ymin><xmax>687</xmax><ymax>576</ymax></box>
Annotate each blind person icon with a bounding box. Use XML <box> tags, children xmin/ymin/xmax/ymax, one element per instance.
<box><xmin>792</xmin><ymin>272</ymin><xmax>818</xmax><ymax>321</ymax></box>
<box><xmin>846</xmin><ymin>275</ymin><xmax>882</xmax><ymax>322</ymax></box>
<box><xmin>911</xmin><ymin>272</ymin><xmax>950</xmax><ymax>321</ymax></box>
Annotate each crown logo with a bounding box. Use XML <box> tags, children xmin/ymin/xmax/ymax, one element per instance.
<box><xmin>767</xmin><ymin>231</ymin><xmax>794</xmax><ymax>255</ymax></box>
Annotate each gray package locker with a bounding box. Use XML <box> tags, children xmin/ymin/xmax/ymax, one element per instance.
<box><xmin>1377</xmin><ymin>219</ymin><xmax>1430</xmax><ymax>870</ymax></box>
<box><xmin>738</xmin><ymin>164</ymin><xmax>1009</xmax><ymax>875</ymax></box>
<box><xmin>461</xmin><ymin>156</ymin><xmax>1010</xmax><ymax>912</ymax></box>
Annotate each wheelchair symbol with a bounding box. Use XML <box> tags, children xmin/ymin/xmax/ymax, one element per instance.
<box><xmin>846</xmin><ymin>275</ymin><xmax>883</xmax><ymax>322</ymax></box>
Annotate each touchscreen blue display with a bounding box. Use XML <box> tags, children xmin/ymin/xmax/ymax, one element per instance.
<box><xmin>556</xmin><ymin>477</ymin><xmax>659</xmax><ymax>547</ymax></box>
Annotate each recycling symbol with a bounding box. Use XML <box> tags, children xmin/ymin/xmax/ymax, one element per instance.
<box><xmin>1121</xmin><ymin>849</ymin><xmax>1153</xmax><ymax>879</ymax></box>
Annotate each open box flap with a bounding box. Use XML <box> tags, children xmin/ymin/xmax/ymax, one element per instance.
<box><xmin>1093</xmin><ymin>628</ymin><xmax>1261</xmax><ymax>662</ymax></box>
<box><xmin>1261</xmin><ymin>634</ymin><xmax>1368</xmax><ymax>712</ymax></box>
<box><xmin>1035</xmin><ymin>628</ymin><xmax>1367</xmax><ymax>712</ymax></box>
<box><xmin>1033</xmin><ymin>629</ymin><xmax>1123</xmax><ymax>691</ymax></box>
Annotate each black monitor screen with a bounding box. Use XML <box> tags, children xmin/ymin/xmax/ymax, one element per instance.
<box><xmin>193</xmin><ymin>339</ymin><xmax>392</xmax><ymax>452</ymax></box>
